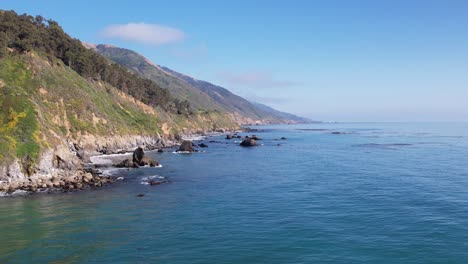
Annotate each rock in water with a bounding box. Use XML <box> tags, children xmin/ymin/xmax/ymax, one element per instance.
<box><xmin>115</xmin><ymin>147</ymin><xmax>159</xmax><ymax>167</ymax></box>
<box><xmin>140</xmin><ymin>156</ymin><xmax>160</xmax><ymax>167</ymax></box>
<box><xmin>115</xmin><ymin>158</ymin><xmax>138</xmax><ymax>168</ymax></box>
<box><xmin>133</xmin><ymin>147</ymin><xmax>144</xmax><ymax>164</ymax></box>
<box><xmin>198</xmin><ymin>143</ymin><xmax>208</xmax><ymax>148</ymax></box>
<box><xmin>281</xmin><ymin>137</ymin><xmax>287</xmax><ymax>140</ymax></box>
<box><xmin>240</xmin><ymin>138</ymin><xmax>258</xmax><ymax>147</ymax></box>
<box><xmin>177</xmin><ymin>140</ymin><xmax>194</xmax><ymax>152</ymax></box>
<box><xmin>226</xmin><ymin>134</ymin><xmax>233</xmax><ymax>140</ymax></box>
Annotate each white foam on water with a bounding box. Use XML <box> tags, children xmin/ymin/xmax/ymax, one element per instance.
<box><xmin>181</xmin><ymin>135</ymin><xmax>206</xmax><ymax>141</ymax></box>
<box><xmin>10</xmin><ymin>190</ymin><xmax>29</xmax><ymax>196</ymax></box>
<box><xmin>90</xmin><ymin>153</ymin><xmax>131</xmax><ymax>165</ymax></box>
<box><xmin>172</xmin><ymin>151</ymin><xmax>191</xmax><ymax>154</ymax></box>
<box><xmin>98</xmin><ymin>167</ymin><xmax>129</xmax><ymax>176</ymax></box>
<box><xmin>140</xmin><ymin>175</ymin><xmax>167</xmax><ymax>185</ymax></box>
<box><xmin>140</xmin><ymin>164</ymin><xmax>163</xmax><ymax>168</ymax></box>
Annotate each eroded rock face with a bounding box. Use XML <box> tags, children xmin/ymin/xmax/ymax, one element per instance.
<box><xmin>177</xmin><ymin>141</ymin><xmax>195</xmax><ymax>152</ymax></box>
<box><xmin>74</xmin><ymin>135</ymin><xmax>167</xmax><ymax>157</ymax></box>
<box><xmin>240</xmin><ymin>138</ymin><xmax>258</xmax><ymax>147</ymax></box>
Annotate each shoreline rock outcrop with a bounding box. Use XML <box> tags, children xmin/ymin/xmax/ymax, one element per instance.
<box><xmin>115</xmin><ymin>147</ymin><xmax>160</xmax><ymax>168</ymax></box>
<box><xmin>177</xmin><ymin>140</ymin><xmax>196</xmax><ymax>152</ymax></box>
<box><xmin>240</xmin><ymin>138</ymin><xmax>258</xmax><ymax>147</ymax></box>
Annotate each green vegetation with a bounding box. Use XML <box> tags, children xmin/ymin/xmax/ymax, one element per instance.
<box><xmin>0</xmin><ymin>57</ymin><xmax>40</xmax><ymax>164</ymax></box>
<box><xmin>95</xmin><ymin>44</ymin><xmax>309</xmax><ymax>124</ymax></box>
<box><xmin>0</xmin><ymin>10</ymin><xmax>190</xmax><ymax>115</ymax></box>
<box><xmin>94</xmin><ymin>44</ymin><xmax>223</xmax><ymax>112</ymax></box>
<box><xmin>0</xmin><ymin>10</ymin><xmax>242</xmax><ymax>172</ymax></box>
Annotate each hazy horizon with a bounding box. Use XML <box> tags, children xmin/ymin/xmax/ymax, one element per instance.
<box><xmin>5</xmin><ymin>0</ymin><xmax>468</xmax><ymax>122</ymax></box>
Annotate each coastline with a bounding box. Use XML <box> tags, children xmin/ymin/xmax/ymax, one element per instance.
<box><xmin>0</xmin><ymin>129</ymin><xmax>238</xmax><ymax>197</ymax></box>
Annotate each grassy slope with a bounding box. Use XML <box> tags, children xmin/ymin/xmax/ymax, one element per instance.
<box><xmin>93</xmin><ymin>45</ymin><xmax>225</xmax><ymax>112</ymax></box>
<box><xmin>92</xmin><ymin>44</ymin><xmax>308</xmax><ymax>124</ymax></box>
<box><xmin>0</xmin><ymin>52</ymin><xmax>237</xmax><ymax>167</ymax></box>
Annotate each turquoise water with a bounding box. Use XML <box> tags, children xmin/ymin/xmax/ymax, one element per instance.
<box><xmin>1</xmin><ymin>123</ymin><xmax>468</xmax><ymax>263</ymax></box>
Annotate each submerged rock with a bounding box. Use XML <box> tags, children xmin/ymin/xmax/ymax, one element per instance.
<box><xmin>177</xmin><ymin>140</ymin><xmax>195</xmax><ymax>152</ymax></box>
<box><xmin>198</xmin><ymin>143</ymin><xmax>208</xmax><ymax>148</ymax></box>
<box><xmin>226</xmin><ymin>134</ymin><xmax>233</xmax><ymax>140</ymax></box>
<box><xmin>281</xmin><ymin>137</ymin><xmax>287</xmax><ymax>140</ymax></box>
<box><xmin>240</xmin><ymin>138</ymin><xmax>258</xmax><ymax>147</ymax></box>
<box><xmin>330</xmin><ymin>131</ymin><xmax>350</xmax><ymax>135</ymax></box>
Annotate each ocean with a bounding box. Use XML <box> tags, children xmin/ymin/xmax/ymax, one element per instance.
<box><xmin>1</xmin><ymin>123</ymin><xmax>468</xmax><ymax>263</ymax></box>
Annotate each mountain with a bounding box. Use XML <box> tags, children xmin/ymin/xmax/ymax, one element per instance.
<box><xmin>0</xmin><ymin>11</ymin><xmax>237</xmax><ymax>189</ymax></box>
<box><xmin>85</xmin><ymin>43</ymin><xmax>224</xmax><ymax>112</ymax></box>
<box><xmin>91</xmin><ymin>44</ymin><xmax>310</xmax><ymax>125</ymax></box>
<box><xmin>250</xmin><ymin>102</ymin><xmax>314</xmax><ymax>123</ymax></box>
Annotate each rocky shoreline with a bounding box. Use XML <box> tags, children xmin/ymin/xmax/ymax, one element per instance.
<box><xmin>0</xmin><ymin>129</ymin><xmax>240</xmax><ymax>197</ymax></box>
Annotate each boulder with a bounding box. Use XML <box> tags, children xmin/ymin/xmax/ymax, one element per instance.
<box><xmin>149</xmin><ymin>180</ymin><xmax>167</xmax><ymax>185</ymax></box>
<box><xmin>115</xmin><ymin>158</ymin><xmax>138</xmax><ymax>168</ymax></box>
<box><xmin>84</xmin><ymin>173</ymin><xmax>93</xmax><ymax>181</ymax></box>
<box><xmin>140</xmin><ymin>156</ymin><xmax>160</xmax><ymax>167</ymax></box>
<box><xmin>133</xmin><ymin>147</ymin><xmax>145</xmax><ymax>164</ymax></box>
<box><xmin>198</xmin><ymin>143</ymin><xmax>208</xmax><ymax>148</ymax></box>
<box><xmin>157</xmin><ymin>149</ymin><xmax>164</xmax><ymax>153</ymax></box>
<box><xmin>177</xmin><ymin>140</ymin><xmax>195</xmax><ymax>152</ymax></box>
<box><xmin>225</xmin><ymin>134</ymin><xmax>233</xmax><ymax>140</ymax></box>
<box><xmin>115</xmin><ymin>147</ymin><xmax>160</xmax><ymax>167</ymax></box>
<box><xmin>240</xmin><ymin>138</ymin><xmax>258</xmax><ymax>147</ymax></box>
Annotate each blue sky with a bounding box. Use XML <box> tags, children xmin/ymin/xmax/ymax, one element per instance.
<box><xmin>3</xmin><ymin>0</ymin><xmax>468</xmax><ymax>121</ymax></box>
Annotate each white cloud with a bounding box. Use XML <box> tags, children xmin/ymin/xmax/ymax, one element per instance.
<box><xmin>101</xmin><ymin>23</ymin><xmax>185</xmax><ymax>45</ymax></box>
<box><xmin>219</xmin><ymin>71</ymin><xmax>299</xmax><ymax>89</ymax></box>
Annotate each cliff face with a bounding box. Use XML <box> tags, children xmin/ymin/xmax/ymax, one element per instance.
<box><xmin>0</xmin><ymin>51</ymin><xmax>237</xmax><ymax>193</ymax></box>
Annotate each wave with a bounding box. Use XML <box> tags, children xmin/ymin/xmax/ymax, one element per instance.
<box><xmin>0</xmin><ymin>189</ymin><xmax>29</xmax><ymax>197</ymax></box>
<box><xmin>140</xmin><ymin>175</ymin><xmax>168</xmax><ymax>185</ymax></box>
<box><xmin>90</xmin><ymin>153</ymin><xmax>131</xmax><ymax>165</ymax></box>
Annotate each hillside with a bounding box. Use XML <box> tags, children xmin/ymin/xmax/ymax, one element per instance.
<box><xmin>0</xmin><ymin>11</ymin><xmax>237</xmax><ymax>190</ymax></box>
<box><xmin>86</xmin><ymin>43</ymin><xmax>224</xmax><ymax>112</ymax></box>
<box><xmin>250</xmin><ymin>102</ymin><xmax>313</xmax><ymax>123</ymax></box>
<box><xmin>162</xmin><ymin>66</ymin><xmax>312</xmax><ymax>124</ymax></box>
<box><xmin>91</xmin><ymin>44</ymin><xmax>310</xmax><ymax>124</ymax></box>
